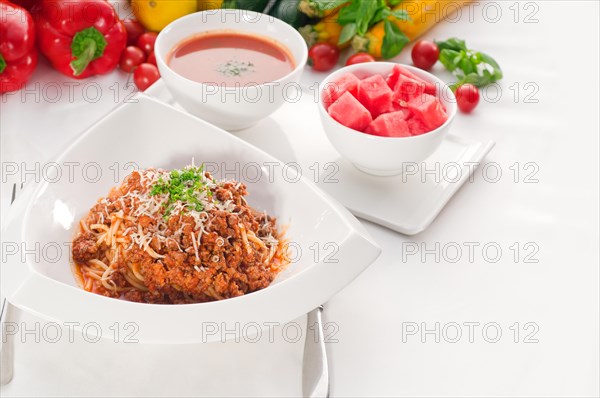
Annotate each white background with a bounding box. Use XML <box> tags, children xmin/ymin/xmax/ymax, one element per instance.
<box><xmin>1</xmin><ymin>1</ymin><xmax>599</xmax><ymax>396</ymax></box>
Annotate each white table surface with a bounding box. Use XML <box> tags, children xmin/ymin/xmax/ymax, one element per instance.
<box><xmin>1</xmin><ymin>1</ymin><xmax>599</xmax><ymax>396</ymax></box>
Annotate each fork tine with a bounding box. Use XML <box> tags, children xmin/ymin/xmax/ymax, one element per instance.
<box><xmin>0</xmin><ymin>299</ymin><xmax>6</xmax><ymax>323</ymax></box>
<box><xmin>10</xmin><ymin>183</ymin><xmax>16</xmax><ymax>205</ymax></box>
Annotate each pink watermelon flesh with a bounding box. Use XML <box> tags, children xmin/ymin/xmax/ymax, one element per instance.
<box><xmin>392</xmin><ymin>73</ymin><xmax>426</xmax><ymax>103</ymax></box>
<box><xmin>407</xmin><ymin>94</ymin><xmax>448</xmax><ymax>130</ymax></box>
<box><xmin>328</xmin><ymin>91</ymin><xmax>372</xmax><ymax>131</ymax></box>
<box><xmin>385</xmin><ymin>101</ymin><xmax>404</xmax><ymax>113</ymax></box>
<box><xmin>323</xmin><ymin>73</ymin><xmax>360</xmax><ymax>110</ymax></box>
<box><xmin>387</xmin><ymin>65</ymin><xmax>437</xmax><ymax>94</ymax></box>
<box><xmin>397</xmin><ymin>65</ymin><xmax>437</xmax><ymax>94</ymax></box>
<box><xmin>365</xmin><ymin>111</ymin><xmax>412</xmax><ymax>137</ymax></box>
<box><xmin>386</xmin><ymin>65</ymin><xmax>402</xmax><ymax>89</ymax></box>
<box><xmin>357</xmin><ymin>74</ymin><xmax>393</xmax><ymax>118</ymax></box>
<box><xmin>406</xmin><ymin>116</ymin><xmax>428</xmax><ymax>136</ymax></box>
<box><xmin>383</xmin><ymin>105</ymin><xmax>411</xmax><ymax>119</ymax></box>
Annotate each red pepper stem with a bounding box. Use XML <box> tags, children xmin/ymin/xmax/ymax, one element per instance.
<box><xmin>70</xmin><ymin>39</ymin><xmax>97</xmax><ymax>76</ymax></box>
<box><xmin>0</xmin><ymin>54</ymin><xmax>6</xmax><ymax>74</ymax></box>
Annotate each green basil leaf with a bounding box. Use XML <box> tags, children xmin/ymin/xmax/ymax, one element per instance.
<box><xmin>437</xmin><ymin>38</ymin><xmax>504</xmax><ymax>87</ymax></box>
<box><xmin>356</xmin><ymin>0</ymin><xmax>379</xmax><ymax>36</ymax></box>
<box><xmin>479</xmin><ymin>52</ymin><xmax>503</xmax><ymax>81</ymax></box>
<box><xmin>435</xmin><ymin>38</ymin><xmax>467</xmax><ymax>52</ymax></box>
<box><xmin>312</xmin><ymin>0</ymin><xmax>347</xmax><ymax>11</ymax></box>
<box><xmin>461</xmin><ymin>72</ymin><xmax>490</xmax><ymax>87</ymax></box>
<box><xmin>372</xmin><ymin>7</ymin><xmax>390</xmax><ymax>24</ymax></box>
<box><xmin>381</xmin><ymin>19</ymin><xmax>409</xmax><ymax>59</ymax></box>
<box><xmin>337</xmin><ymin>1</ymin><xmax>359</xmax><ymax>25</ymax></box>
<box><xmin>338</xmin><ymin>22</ymin><xmax>357</xmax><ymax>45</ymax></box>
<box><xmin>458</xmin><ymin>53</ymin><xmax>476</xmax><ymax>75</ymax></box>
<box><xmin>390</xmin><ymin>9</ymin><xmax>411</xmax><ymax>21</ymax></box>
<box><xmin>438</xmin><ymin>49</ymin><xmax>461</xmax><ymax>71</ymax></box>
<box><xmin>388</xmin><ymin>0</ymin><xmax>402</xmax><ymax>5</ymax></box>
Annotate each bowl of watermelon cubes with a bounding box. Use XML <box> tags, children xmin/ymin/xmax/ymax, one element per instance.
<box><xmin>319</xmin><ymin>63</ymin><xmax>457</xmax><ymax>176</ymax></box>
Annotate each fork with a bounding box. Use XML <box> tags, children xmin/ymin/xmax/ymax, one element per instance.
<box><xmin>303</xmin><ymin>305</ymin><xmax>330</xmax><ymax>398</ymax></box>
<box><xmin>0</xmin><ymin>182</ymin><xmax>21</xmax><ymax>385</ymax></box>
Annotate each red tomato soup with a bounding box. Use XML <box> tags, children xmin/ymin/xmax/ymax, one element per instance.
<box><xmin>168</xmin><ymin>30</ymin><xmax>296</xmax><ymax>86</ymax></box>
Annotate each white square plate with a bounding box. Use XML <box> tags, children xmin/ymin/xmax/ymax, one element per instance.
<box><xmin>313</xmin><ymin>136</ymin><xmax>495</xmax><ymax>235</ymax></box>
<box><xmin>1</xmin><ymin>96</ymin><xmax>381</xmax><ymax>343</ymax></box>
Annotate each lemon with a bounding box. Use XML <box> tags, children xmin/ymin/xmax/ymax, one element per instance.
<box><xmin>132</xmin><ymin>0</ymin><xmax>198</xmax><ymax>32</ymax></box>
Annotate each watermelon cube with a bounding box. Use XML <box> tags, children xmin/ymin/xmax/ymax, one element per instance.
<box><xmin>407</xmin><ymin>94</ymin><xmax>448</xmax><ymax>130</ymax></box>
<box><xmin>323</xmin><ymin>73</ymin><xmax>360</xmax><ymax>110</ymax></box>
<box><xmin>384</xmin><ymin>104</ymin><xmax>411</xmax><ymax>119</ymax></box>
<box><xmin>328</xmin><ymin>91</ymin><xmax>372</xmax><ymax>131</ymax></box>
<box><xmin>406</xmin><ymin>116</ymin><xmax>428</xmax><ymax>136</ymax></box>
<box><xmin>392</xmin><ymin>73</ymin><xmax>426</xmax><ymax>103</ymax></box>
<box><xmin>386</xmin><ymin>64</ymin><xmax>436</xmax><ymax>95</ymax></box>
<box><xmin>385</xmin><ymin>101</ymin><xmax>403</xmax><ymax>113</ymax></box>
<box><xmin>357</xmin><ymin>74</ymin><xmax>393</xmax><ymax>118</ymax></box>
<box><xmin>386</xmin><ymin>64</ymin><xmax>402</xmax><ymax>89</ymax></box>
<box><xmin>365</xmin><ymin>111</ymin><xmax>412</xmax><ymax>138</ymax></box>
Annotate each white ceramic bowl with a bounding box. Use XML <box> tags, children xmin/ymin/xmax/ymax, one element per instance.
<box><xmin>318</xmin><ymin>63</ymin><xmax>457</xmax><ymax>176</ymax></box>
<box><xmin>155</xmin><ymin>10</ymin><xmax>308</xmax><ymax>131</ymax></box>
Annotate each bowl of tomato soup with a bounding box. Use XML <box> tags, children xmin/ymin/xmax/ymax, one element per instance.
<box><xmin>155</xmin><ymin>10</ymin><xmax>308</xmax><ymax>130</ymax></box>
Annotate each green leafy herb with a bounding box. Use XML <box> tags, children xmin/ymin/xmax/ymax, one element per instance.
<box><xmin>381</xmin><ymin>19</ymin><xmax>409</xmax><ymax>59</ymax></box>
<box><xmin>389</xmin><ymin>9</ymin><xmax>411</xmax><ymax>21</ymax></box>
<box><xmin>311</xmin><ymin>0</ymin><xmax>347</xmax><ymax>11</ymax></box>
<box><xmin>334</xmin><ymin>0</ymin><xmax>412</xmax><ymax>60</ymax></box>
<box><xmin>337</xmin><ymin>1</ymin><xmax>360</xmax><ymax>25</ymax></box>
<box><xmin>372</xmin><ymin>7</ymin><xmax>388</xmax><ymax>24</ymax></box>
<box><xmin>338</xmin><ymin>22</ymin><xmax>358</xmax><ymax>45</ymax></box>
<box><xmin>436</xmin><ymin>38</ymin><xmax>503</xmax><ymax>88</ymax></box>
<box><xmin>355</xmin><ymin>0</ymin><xmax>380</xmax><ymax>35</ymax></box>
<box><xmin>435</xmin><ymin>38</ymin><xmax>467</xmax><ymax>52</ymax></box>
<box><xmin>217</xmin><ymin>60</ymin><xmax>255</xmax><ymax>78</ymax></box>
<box><xmin>150</xmin><ymin>165</ymin><xmax>211</xmax><ymax>219</ymax></box>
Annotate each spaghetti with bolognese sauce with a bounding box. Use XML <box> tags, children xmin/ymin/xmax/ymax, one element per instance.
<box><xmin>71</xmin><ymin>164</ymin><xmax>289</xmax><ymax>304</ymax></box>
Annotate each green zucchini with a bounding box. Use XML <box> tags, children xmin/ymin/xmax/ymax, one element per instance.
<box><xmin>269</xmin><ymin>0</ymin><xmax>308</xmax><ymax>28</ymax></box>
<box><xmin>221</xmin><ymin>0</ymin><xmax>270</xmax><ymax>12</ymax></box>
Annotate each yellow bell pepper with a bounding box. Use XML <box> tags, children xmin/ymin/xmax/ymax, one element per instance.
<box><xmin>197</xmin><ymin>0</ymin><xmax>223</xmax><ymax>10</ymax></box>
<box><xmin>298</xmin><ymin>11</ymin><xmax>343</xmax><ymax>47</ymax></box>
<box><xmin>133</xmin><ymin>0</ymin><xmax>198</xmax><ymax>32</ymax></box>
<box><xmin>352</xmin><ymin>0</ymin><xmax>472</xmax><ymax>58</ymax></box>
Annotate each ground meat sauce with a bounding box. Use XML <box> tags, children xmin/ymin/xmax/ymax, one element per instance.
<box><xmin>71</xmin><ymin>166</ymin><xmax>288</xmax><ymax>304</ymax></box>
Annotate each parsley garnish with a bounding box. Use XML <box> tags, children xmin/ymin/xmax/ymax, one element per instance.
<box><xmin>150</xmin><ymin>165</ymin><xmax>211</xmax><ymax>219</ymax></box>
<box><xmin>217</xmin><ymin>60</ymin><xmax>255</xmax><ymax>77</ymax></box>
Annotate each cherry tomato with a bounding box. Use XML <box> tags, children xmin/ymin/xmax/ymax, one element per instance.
<box><xmin>346</xmin><ymin>52</ymin><xmax>376</xmax><ymax>66</ymax></box>
<box><xmin>411</xmin><ymin>40</ymin><xmax>439</xmax><ymax>70</ymax></box>
<box><xmin>119</xmin><ymin>46</ymin><xmax>146</xmax><ymax>73</ymax></box>
<box><xmin>455</xmin><ymin>84</ymin><xmax>480</xmax><ymax>113</ymax></box>
<box><xmin>134</xmin><ymin>63</ymin><xmax>160</xmax><ymax>91</ymax></box>
<box><xmin>308</xmin><ymin>43</ymin><xmax>340</xmax><ymax>72</ymax></box>
<box><xmin>137</xmin><ymin>32</ymin><xmax>158</xmax><ymax>55</ymax></box>
<box><xmin>123</xmin><ymin>19</ymin><xmax>145</xmax><ymax>46</ymax></box>
<box><xmin>146</xmin><ymin>51</ymin><xmax>157</xmax><ymax>66</ymax></box>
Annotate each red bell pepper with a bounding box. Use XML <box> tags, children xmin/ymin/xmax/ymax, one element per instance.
<box><xmin>7</xmin><ymin>0</ymin><xmax>38</xmax><ymax>11</ymax></box>
<box><xmin>36</xmin><ymin>0</ymin><xmax>126</xmax><ymax>78</ymax></box>
<box><xmin>0</xmin><ymin>1</ymin><xmax>37</xmax><ymax>93</ymax></box>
